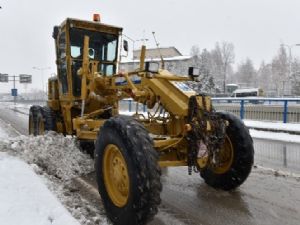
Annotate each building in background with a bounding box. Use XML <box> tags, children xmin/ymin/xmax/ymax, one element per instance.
<box><xmin>121</xmin><ymin>47</ymin><xmax>193</xmax><ymax>75</ymax></box>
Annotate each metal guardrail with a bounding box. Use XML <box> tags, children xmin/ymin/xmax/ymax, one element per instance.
<box><xmin>254</xmin><ymin>139</ymin><xmax>300</xmax><ymax>173</ymax></box>
<box><xmin>212</xmin><ymin>98</ymin><xmax>300</xmax><ymax>123</ymax></box>
<box><xmin>120</xmin><ymin>98</ymin><xmax>300</xmax><ymax>123</ymax></box>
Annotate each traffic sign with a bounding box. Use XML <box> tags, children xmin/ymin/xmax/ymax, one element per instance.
<box><xmin>0</xmin><ymin>73</ymin><xmax>8</xmax><ymax>82</ymax></box>
<box><xmin>11</xmin><ymin>88</ymin><xmax>18</xmax><ymax>97</ymax></box>
<box><xmin>19</xmin><ymin>74</ymin><xmax>32</xmax><ymax>83</ymax></box>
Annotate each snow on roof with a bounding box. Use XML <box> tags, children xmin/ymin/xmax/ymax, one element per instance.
<box><xmin>121</xmin><ymin>55</ymin><xmax>192</xmax><ymax>63</ymax></box>
<box><xmin>133</xmin><ymin>47</ymin><xmax>182</xmax><ymax>59</ymax></box>
<box><xmin>233</xmin><ymin>88</ymin><xmax>260</xmax><ymax>93</ymax></box>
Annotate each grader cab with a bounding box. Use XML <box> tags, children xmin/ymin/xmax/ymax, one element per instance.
<box><xmin>29</xmin><ymin>16</ymin><xmax>254</xmax><ymax>225</ymax></box>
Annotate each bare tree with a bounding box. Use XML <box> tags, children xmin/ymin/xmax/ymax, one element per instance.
<box><xmin>211</xmin><ymin>42</ymin><xmax>235</xmax><ymax>92</ymax></box>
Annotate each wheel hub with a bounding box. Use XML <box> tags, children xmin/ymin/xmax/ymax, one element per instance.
<box><xmin>210</xmin><ymin>136</ymin><xmax>234</xmax><ymax>174</ymax></box>
<box><xmin>103</xmin><ymin>144</ymin><xmax>129</xmax><ymax>207</ymax></box>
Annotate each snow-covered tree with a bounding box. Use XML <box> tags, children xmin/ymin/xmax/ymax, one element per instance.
<box><xmin>291</xmin><ymin>58</ymin><xmax>300</xmax><ymax>96</ymax></box>
<box><xmin>257</xmin><ymin>61</ymin><xmax>275</xmax><ymax>96</ymax></box>
<box><xmin>210</xmin><ymin>42</ymin><xmax>235</xmax><ymax>92</ymax></box>
<box><xmin>186</xmin><ymin>48</ymin><xmax>217</xmax><ymax>94</ymax></box>
<box><xmin>271</xmin><ymin>45</ymin><xmax>289</xmax><ymax>96</ymax></box>
<box><xmin>235</xmin><ymin>58</ymin><xmax>257</xmax><ymax>87</ymax></box>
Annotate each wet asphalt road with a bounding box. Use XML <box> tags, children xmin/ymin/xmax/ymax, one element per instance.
<box><xmin>0</xmin><ymin>102</ymin><xmax>299</xmax><ymax>225</ymax></box>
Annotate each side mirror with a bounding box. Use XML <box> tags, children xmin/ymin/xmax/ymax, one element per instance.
<box><xmin>188</xmin><ymin>67</ymin><xmax>200</xmax><ymax>81</ymax></box>
<box><xmin>52</xmin><ymin>26</ymin><xmax>59</xmax><ymax>40</ymax></box>
<box><xmin>123</xmin><ymin>40</ymin><xmax>129</xmax><ymax>52</ymax></box>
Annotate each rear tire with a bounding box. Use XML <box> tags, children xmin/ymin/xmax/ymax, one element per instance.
<box><xmin>42</xmin><ymin>106</ymin><xmax>57</xmax><ymax>132</ymax></box>
<box><xmin>200</xmin><ymin>112</ymin><xmax>254</xmax><ymax>190</ymax></box>
<box><xmin>29</xmin><ymin>105</ymin><xmax>56</xmax><ymax>136</ymax></box>
<box><xmin>78</xmin><ymin>140</ymin><xmax>95</xmax><ymax>158</ymax></box>
<box><xmin>95</xmin><ymin>115</ymin><xmax>162</xmax><ymax>225</ymax></box>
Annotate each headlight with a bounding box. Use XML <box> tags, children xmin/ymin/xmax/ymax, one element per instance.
<box><xmin>145</xmin><ymin>62</ymin><xmax>159</xmax><ymax>73</ymax></box>
<box><xmin>188</xmin><ymin>67</ymin><xmax>200</xmax><ymax>77</ymax></box>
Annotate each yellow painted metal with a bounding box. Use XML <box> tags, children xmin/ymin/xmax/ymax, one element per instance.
<box><xmin>29</xmin><ymin>115</ymin><xmax>34</xmax><ymax>135</ymax></box>
<box><xmin>205</xmin><ymin>96</ymin><xmax>212</xmax><ymax>111</ymax></box>
<box><xmin>146</xmin><ymin>79</ymin><xmax>189</xmax><ymax>116</ymax></box>
<box><xmin>139</xmin><ymin>45</ymin><xmax>146</xmax><ymax>70</ymax></box>
<box><xmin>38</xmin><ymin>118</ymin><xmax>45</xmax><ymax>135</ymax></box>
<box><xmin>154</xmin><ymin>138</ymin><xmax>182</xmax><ymax>149</ymax></box>
<box><xmin>56</xmin><ymin>121</ymin><xmax>64</xmax><ymax>133</ymax></box>
<box><xmin>197</xmin><ymin>156</ymin><xmax>209</xmax><ymax>169</ymax></box>
<box><xmin>76</xmin><ymin>131</ymin><xmax>98</xmax><ymax>140</ymax></box>
<box><xmin>103</xmin><ymin>144</ymin><xmax>130</xmax><ymax>207</ymax></box>
<box><xmin>81</xmin><ymin>35</ymin><xmax>90</xmax><ymax>101</ymax></box>
<box><xmin>73</xmin><ymin>118</ymin><xmax>105</xmax><ymax>130</ymax></box>
<box><xmin>47</xmin><ymin>100</ymin><xmax>60</xmax><ymax>111</ymax></box>
<box><xmin>61</xmin><ymin>103</ymin><xmax>73</xmax><ymax>134</ymax></box>
<box><xmin>210</xmin><ymin>136</ymin><xmax>234</xmax><ymax>174</ymax></box>
<box><xmin>196</xmin><ymin>96</ymin><xmax>203</xmax><ymax>109</ymax></box>
<box><xmin>159</xmin><ymin>160</ymin><xmax>187</xmax><ymax>167</ymax></box>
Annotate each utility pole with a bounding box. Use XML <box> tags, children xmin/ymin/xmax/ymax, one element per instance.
<box><xmin>13</xmin><ymin>75</ymin><xmax>16</xmax><ymax>105</ymax></box>
<box><xmin>32</xmin><ymin>66</ymin><xmax>50</xmax><ymax>97</ymax></box>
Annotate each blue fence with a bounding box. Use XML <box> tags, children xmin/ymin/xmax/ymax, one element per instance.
<box><xmin>212</xmin><ymin>98</ymin><xmax>300</xmax><ymax>123</ymax></box>
<box><xmin>120</xmin><ymin>98</ymin><xmax>300</xmax><ymax>123</ymax></box>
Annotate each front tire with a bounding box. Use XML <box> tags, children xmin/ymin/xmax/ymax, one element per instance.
<box><xmin>200</xmin><ymin>112</ymin><xmax>254</xmax><ymax>190</ymax></box>
<box><xmin>95</xmin><ymin>116</ymin><xmax>162</xmax><ymax>225</ymax></box>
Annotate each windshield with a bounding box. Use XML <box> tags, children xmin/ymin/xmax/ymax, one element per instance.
<box><xmin>69</xmin><ymin>28</ymin><xmax>118</xmax><ymax>75</ymax></box>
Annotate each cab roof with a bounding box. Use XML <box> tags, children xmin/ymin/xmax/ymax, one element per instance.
<box><xmin>59</xmin><ymin>18</ymin><xmax>123</xmax><ymax>35</ymax></box>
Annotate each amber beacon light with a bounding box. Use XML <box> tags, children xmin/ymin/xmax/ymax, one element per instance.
<box><xmin>93</xmin><ymin>13</ymin><xmax>101</xmax><ymax>22</ymax></box>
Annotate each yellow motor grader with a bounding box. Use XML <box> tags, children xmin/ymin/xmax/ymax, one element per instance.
<box><xmin>29</xmin><ymin>16</ymin><xmax>254</xmax><ymax>225</ymax></box>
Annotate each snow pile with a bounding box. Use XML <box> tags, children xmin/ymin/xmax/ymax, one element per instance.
<box><xmin>6</xmin><ymin>132</ymin><xmax>94</xmax><ymax>181</ymax></box>
<box><xmin>244</xmin><ymin>120</ymin><xmax>300</xmax><ymax>133</ymax></box>
<box><xmin>0</xmin><ymin>152</ymin><xmax>80</xmax><ymax>225</ymax></box>
<box><xmin>253</xmin><ymin>165</ymin><xmax>300</xmax><ymax>180</ymax></box>
<box><xmin>250</xmin><ymin>129</ymin><xmax>300</xmax><ymax>143</ymax></box>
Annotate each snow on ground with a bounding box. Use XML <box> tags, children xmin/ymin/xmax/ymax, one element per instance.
<box><xmin>0</xmin><ymin>102</ymin><xmax>299</xmax><ymax>225</ymax></box>
<box><xmin>0</xmin><ymin>152</ymin><xmax>80</xmax><ymax>225</ymax></box>
<box><xmin>0</xmin><ymin>124</ymin><xmax>109</xmax><ymax>225</ymax></box>
<box><xmin>250</xmin><ymin>129</ymin><xmax>300</xmax><ymax>143</ymax></box>
<box><xmin>0</xmin><ymin>125</ymin><xmax>8</xmax><ymax>139</ymax></box>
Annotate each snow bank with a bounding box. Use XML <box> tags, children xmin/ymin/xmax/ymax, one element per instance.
<box><xmin>250</xmin><ymin>129</ymin><xmax>300</xmax><ymax>143</ymax></box>
<box><xmin>244</xmin><ymin>120</ymin><xmax>300</xmax><ymax>133</ymax></box>
<box><xmin>0</xmin><ymin>132</ymin><xmax>106</xmax><ymax>225</ymax></box>
<box><xmin>7</xmin><ymin>132</ymin><xmax>94</xmax><ymax>181</ymax></box>
<box><xmin>0</xmin><ymin>126</ymin><xmax>8</xmax><ymax>139</ymax></box>
<box><xmin>0</xmin><ymin>152</ymin><xmax>80</xmax><ymax>225</ymax></box>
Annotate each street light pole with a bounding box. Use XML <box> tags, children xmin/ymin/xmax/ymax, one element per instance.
<box><xmin>32</xmin><ymin>66</ymin><xmax>50</xmax><ymax>95</ymax></box>
<box><xmin>281</xmin><ymin>44</ymin><xmax>300</xmax><ymax>76</ymax></box>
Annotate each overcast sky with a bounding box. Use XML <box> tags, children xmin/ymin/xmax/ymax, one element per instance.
<box><xmin>1</xmin><ymin>0</ymin><xmax>300</xmax><ymax>93</ymax></box>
